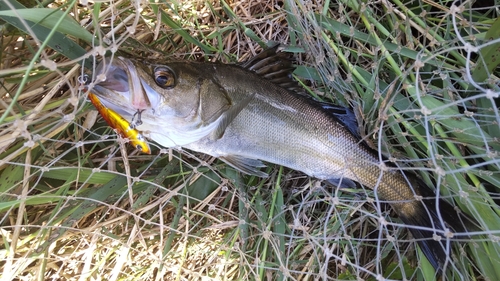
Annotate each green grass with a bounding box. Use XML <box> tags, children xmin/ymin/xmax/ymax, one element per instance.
<box><xmin>0</xmin><ymin>0</ymin><xmax>499</xmax><ymax>280</ymax></box>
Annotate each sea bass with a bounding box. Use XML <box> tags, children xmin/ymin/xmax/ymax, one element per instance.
<box><xmin>90</xmin><ymin>45</ymin><xmax>469</xmax><ymax>270</ymax></box>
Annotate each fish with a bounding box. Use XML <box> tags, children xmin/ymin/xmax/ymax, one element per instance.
<box><xmin>87</xmin><ymin>92</ymin><xmax>151</xmax><ymax>154</ymax></box>
<box><xmin>89</xmin><ymin>45</ymin><xmax>472</xmax><ymax>271</ymax></box>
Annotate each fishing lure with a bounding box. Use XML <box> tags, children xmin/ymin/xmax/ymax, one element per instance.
<box><xmin>88</xmin><ymin>92</ymin><xmax>151</xmax><ymax>154</ymax></box>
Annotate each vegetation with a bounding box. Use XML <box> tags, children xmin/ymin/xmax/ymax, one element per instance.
<box><xmin>1</xmin><ymin>0</ymin><xmax>499</xmax><ymax>280</ymax></box>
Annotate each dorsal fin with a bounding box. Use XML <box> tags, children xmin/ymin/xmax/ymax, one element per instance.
<box><xmin>240</xmin><ymin>45</ymin><xmax>360</xmax><ymax>139</ymax></box>
<box><xmin>239</xmin><ymin>45</ymin><xmax>303</xmax><ymax>92</ymax></box>
<box><xmin>320</xmin><ymin>103</ymin><xmax>360</xmax><ymax>139</ymax></box>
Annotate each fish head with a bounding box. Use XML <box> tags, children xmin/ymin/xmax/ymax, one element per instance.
<box><xmin>90</xmin><ymin>57</ymin><xmax>231</xmax><ymax>147</ymax></box>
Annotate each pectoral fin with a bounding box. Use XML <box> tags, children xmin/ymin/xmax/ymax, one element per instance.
<box><xmin>211</xmin><ymin>93</ymin><xmax>255</xmax><ymax>139</ymax></box>
<box><xmin>220</xmin><ymin>155</ymin><xmax>268</xmax><ymax>177</ymax></box>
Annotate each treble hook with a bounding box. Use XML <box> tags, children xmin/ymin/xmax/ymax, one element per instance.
<box><xmin>130</xmin><ymin>110</ymin><xmax>144</xmax><ymax>129</ymax></box>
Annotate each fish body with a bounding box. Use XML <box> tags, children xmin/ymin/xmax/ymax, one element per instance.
<box><xmin>91</xmin><ymin>46</ymin><xmax>469</xmax><ymax>270</ymax></box>
<box><xmin>88</xmin><ymin>92</ymin><xmax>151</xmax><ymax>154</ymax></box>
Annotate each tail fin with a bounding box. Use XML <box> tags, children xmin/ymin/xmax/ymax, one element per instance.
<box><xmin>396</xmin><ymin>178</ymin><xmax>472</xmax><ymax>271</ymax></box>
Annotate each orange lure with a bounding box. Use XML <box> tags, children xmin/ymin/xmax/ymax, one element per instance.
<box><xmin>88</xmin><ymin>92</ymin><xmax>151</xmax><ymax>154</ymax></box>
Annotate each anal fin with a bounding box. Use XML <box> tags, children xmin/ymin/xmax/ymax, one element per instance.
<box><xmin>220</xmin><ymin>155</ymin><xmax>268</xmax><ymax>177</ymax></box>
<box><xmin>327</xmin><ymin>177</ymin><xmax>357</xmax><ymax>188</ymax></box>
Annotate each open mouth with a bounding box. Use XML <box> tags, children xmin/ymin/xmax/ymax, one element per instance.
<box><xmin>91</xmin><ymin>57</ymin><xmax>160</xmax><ymax>115</ymax></box>
<box><xmin>84</xmin><ymin>58</ymin><xmax>156</xmax><ymax>129</ymax></box>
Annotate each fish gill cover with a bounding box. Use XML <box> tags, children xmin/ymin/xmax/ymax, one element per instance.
<box><xmin>0</xmin><ymin>0</ymin><xmax>499</xmax><ymax>280</ymax></box>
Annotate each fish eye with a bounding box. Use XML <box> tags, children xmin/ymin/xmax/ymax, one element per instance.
<box><xmin>153</xmin><ymin>66</ymin><xmax>176</xmax><ymax>89</ymax></box>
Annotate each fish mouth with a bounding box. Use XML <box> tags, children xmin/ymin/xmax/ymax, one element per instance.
<box><xmin>90</xmin><ymin>57</ymin><xmax>160</xmax><ymax>119</ymax></box>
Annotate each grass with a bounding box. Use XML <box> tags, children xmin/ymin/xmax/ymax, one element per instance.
<box><xmin>1</xmin><ymin>0</ymin><xmax>499</xmax><ymax>280</ymax></box>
